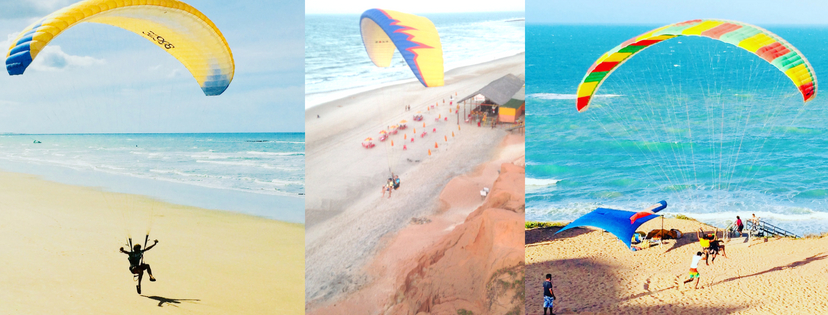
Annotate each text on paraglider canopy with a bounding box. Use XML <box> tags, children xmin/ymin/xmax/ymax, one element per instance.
<box><xmin>142</xmin><ymin>31</ymin><xmax>175</xmax><ymax>49</ymax></box>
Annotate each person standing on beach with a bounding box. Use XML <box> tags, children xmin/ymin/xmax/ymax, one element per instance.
<box><xmin>697</xmin><ymin>227</ymin><xmax>711</xmax><ymax>251</ymax></box>
<box><xmin>543</xmin><ymin>274</ymin><xmax>555</xmax><ymax>315</ymax></box>
<box><xmin>120</xmin><ymin>240</ymin><xmax>159</xmax><ymax>294</ymax></box>
<box><xmin>736</xmin><ymin>216</ymin><xmax>744</xmax><ymax>236</ymax></box>
<box><xmin>749</xmin><ymin>213</ymin><xmax>761</xmax><ymax>233</ymax></box>
<box><xmin>683</xmin><ymin>251</ymin><xmax>703</xmax><ymax>289</ymax></box>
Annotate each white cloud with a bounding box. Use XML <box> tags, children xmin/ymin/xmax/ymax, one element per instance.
<box><xmin>29</xmin><ymin>45</ymin><xmax>105</xmax><ymax>72</ymax></box>
<box><xmin>3</xmin><ymin>32</ymin><xmax>17</xmax><ymax>48</ymax></box>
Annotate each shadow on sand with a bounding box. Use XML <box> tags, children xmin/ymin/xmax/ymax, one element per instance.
<box><xmin>525</xmin><ymin>226</ymin><xmax>593</xmax><ymax>246</ymax></box>
<box><xmin>709</xmin><ymin>253</ymin><xmax>827</xmax><ymax>287</ymax></box>
<box><xmin>525</xmin><ymin>255</ymin><xmax>746</xmax><ymax>314</ymax></box>
<box><xmin>141</xmin><ymin>295</ymin><xmax>201</xmax><ymax>307</ymax></box>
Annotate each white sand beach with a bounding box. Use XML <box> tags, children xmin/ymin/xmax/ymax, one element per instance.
<box><xmin>525</xmin><ymin>218</ymin><xmax>828</xmax><ymax>315</ymax></box>
<box><xmin>0</xmin><ymin>171</ymin><xmax>304</xmax><ymax>314</ymax></box>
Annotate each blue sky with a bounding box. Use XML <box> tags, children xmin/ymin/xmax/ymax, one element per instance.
<box><xmin>528</xmin><ymin>0</ymin><xmax>828</xmax><ymax>25</ymax></box>
<box><xmin>0</xmin><ymin>0</ymin><xmax>304</xmax><ymax>133</ymax></box>
<box><xmin>306</xmin><ymin>0</ymin><xmax>524</xmax><ymax>14</ymax></box>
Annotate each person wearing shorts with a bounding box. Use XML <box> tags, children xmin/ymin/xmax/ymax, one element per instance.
<box><xmin>543</xmin><ymin>273</ymin><xmax>555</xmax><ymax>315</ymax></box>
<box><xmin>683</xmin><ymin>251</ymin><xmax>703</xmax><ymax>289</ymax></box>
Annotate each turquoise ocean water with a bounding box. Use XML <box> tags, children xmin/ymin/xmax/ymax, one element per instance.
<box><xmin>0</xmin><ymin>133</ymin><xmax>304</xmax><ymax>223</ymax></box>
<box><xmin>527</xmin><ymin>25</ymin><xmax>828</xmax><ymax>235</ymax></box>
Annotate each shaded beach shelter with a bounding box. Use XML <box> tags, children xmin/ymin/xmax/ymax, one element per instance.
<box><xmin>556</xmin><ymin>201</ymin><xmax>667</xmax><ymax>249</ymax></box>
<box><xmin>456</xmin><ymin>74</ymin><xmax>524</xmax><ymax>122</ymax></box>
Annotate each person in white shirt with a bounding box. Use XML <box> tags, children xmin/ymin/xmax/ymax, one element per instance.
<box><xmin>682</xmin><ymin>251</ymin><xmax>703</xmax><ymax>289</ymax></box>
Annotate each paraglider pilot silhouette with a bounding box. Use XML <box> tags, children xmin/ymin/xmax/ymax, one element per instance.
<box><xmin>120</xmin><ymin>237</ymin><xmax>159</xmax><ymax>294</ymax></box>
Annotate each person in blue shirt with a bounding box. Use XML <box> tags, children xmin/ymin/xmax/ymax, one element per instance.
<box><xmin>543</xmin><ymin>273</ymin><xmax>556</xmax><ymax>315</ymax></box>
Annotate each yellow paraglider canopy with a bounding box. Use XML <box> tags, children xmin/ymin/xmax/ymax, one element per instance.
<box><xmin>5</xmin><ymin>0</ymin><xmax>234</xmax><ymax>96</ymax></box>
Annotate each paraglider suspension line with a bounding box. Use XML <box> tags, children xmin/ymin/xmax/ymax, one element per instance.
<box><xmin>141</xmin><ymin>234</ymin><xmax>149</xmax><ymax>265</ymax></box>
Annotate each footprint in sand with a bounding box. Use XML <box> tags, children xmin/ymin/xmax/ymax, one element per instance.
<box><xmin>674</xmin><ymin>274</ymin><xmax>685</xmax><ymax>291</ymax></box>
<box><xmin>639</xmin><ymin>273</ymin><xmax>674</xmax><ymax>302</ymax></box>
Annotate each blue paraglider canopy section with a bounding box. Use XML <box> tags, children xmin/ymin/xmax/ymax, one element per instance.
<box><xmin>555</xmin><ymin>201</ymin><xmax>667</xmax><ymax>249</ymax></box>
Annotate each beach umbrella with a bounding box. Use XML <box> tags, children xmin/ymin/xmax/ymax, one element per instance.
<box><xmin>400</xmin><ymin>120</ymin><xmax>407</xmax><ymax>123</ymax></box>
<box><xmin>379</xmin><ymin>130</ymin><xmax>387</xmax><ymax>134</ymax></box>
<box><xmin>556</xmin><ymin>201</ymin><xmax>667</xmax><ymax>249</ymax></box>
<box><xmin>364</xmin><ymin>137</ymin><xmax>373</xmax><ymax>141</ymax></box>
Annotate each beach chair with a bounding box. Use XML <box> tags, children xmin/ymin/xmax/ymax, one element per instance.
<box><xmin>379</xmin><ymin>134</ymin><xmax>388</xmax><ymax>142</ymax></box>
<box><xmin>362</xmin><ymin>142</ymin><xmax>375</xmax><ymax>149</ymax></box>
<box><xmin>420</xmin><ymin>132</ymin><xmax>427</xmax><ymax>138</ymax></box>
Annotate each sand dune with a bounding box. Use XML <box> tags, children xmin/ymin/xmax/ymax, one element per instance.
<box><xmin>525</xmin><ymin>217</ymin><xmax>828</xmax><ymax>315</ymax></box>
<box><xmin>309</xmin><ymin>134</ymin><xmax>525</xmax><ymax>314</ymax></box>
<box><xmin>0</xmin><ymin>171</ymin><xmax>304</xmax><ymax>314</ymax></box>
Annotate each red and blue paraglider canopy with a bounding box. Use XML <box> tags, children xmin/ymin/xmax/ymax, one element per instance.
<box><xmin>556</xmin><ymin>200</ymin><xmax>668</xmax><ymax>249</ymax></box>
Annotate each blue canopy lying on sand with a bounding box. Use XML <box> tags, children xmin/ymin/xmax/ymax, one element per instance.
<box><xmin>556</xmin><ymin>201</ymin><xmax>668</xmax><ymax>249</ymax></box>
